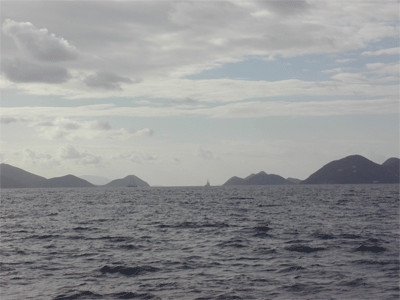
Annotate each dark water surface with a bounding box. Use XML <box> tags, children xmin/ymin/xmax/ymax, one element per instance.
<box><xmin>1</xmin><ymin>185</ymin><xmax>399</xmax><ymax>299</ymax></box>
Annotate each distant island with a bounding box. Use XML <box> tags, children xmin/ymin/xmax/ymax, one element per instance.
<box><xmin>300</xmin><ymin>155</ymin><xmax>399</xmax><ymax>184</ymax></box>
<box><xmin>0</xmin><ymin>155</ymin><xmax>398</xmax><ymax>188</ymax></box>
<box><xmin>223</xmin><ymin>171</ymin><xmax>296</xmax><ymax>186</ymax></box>
<box><xmin>0</xmin><ymin>163</ymin><xmax>149</xmax><ymax>189</ymax></box>
<box><xmin>222</xmin><ymin>155</ymin><xmax>399</xmax><ymax>186</ymax></box>
<box><xmin>104</xmin><ymin>175</ymin><xmax>149</xmax><ymax>187</ymax></box>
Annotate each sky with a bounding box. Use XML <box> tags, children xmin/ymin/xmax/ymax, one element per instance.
<box><xmin>0</xmin><ymin>0</ymin><xmax>399</xmax><ymax>186</ymax></box>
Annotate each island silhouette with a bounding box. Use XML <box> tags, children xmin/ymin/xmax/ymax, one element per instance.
<box><xmin>0</xmin><ymin>155</ymin><xmax>398</xmax><ymax>188</ymax></box>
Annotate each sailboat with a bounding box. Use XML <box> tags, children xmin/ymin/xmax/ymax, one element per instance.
<box><xmin>205</xmin><ymin>179</ymin><xmax>210</xmax><ymax>187</ymax></box>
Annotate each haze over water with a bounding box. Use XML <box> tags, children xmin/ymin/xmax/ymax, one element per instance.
<box><xmin>1</xmin><ymin>184</ymin><xmax>399</xmax><ymax>299</ymax></box>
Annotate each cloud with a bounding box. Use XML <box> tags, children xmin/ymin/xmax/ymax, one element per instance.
<box><xmin>257</xmin><ymin>0</ymin><xmax>311</xmax><ymax>16</ymax></box>
<box><xmin>89</xmin><ymin>120</ymin><xmax>112</xmax><ymax>131</ymax></box>
<box><xmin>196</xmin><ymin>145</ymin><xmax>219</xmax><ymax>160</ymax></box>
<box><xmin>135</xmin><ymin>128</ymin><xmax>155</xmax><ymax>137</ymax></box>
<box><xmin>336</xmin><ymin>58</ymin><xmax>354</xmax><ymax>63</ymax></box>
<box><xmin>84</xmin><ymin>71</ymin><xmax>138</xmax><ymax>90</ymax></box>
<box><xmin>2</xmin><ymin>98</ymin><xmax>398</xmax><ymax>121</ymax></box>
<box><xmin>2</xmin><ymin>19</ymin><xmax>79</xmax><ymax>62</ymax></box>
<box><xmin>23</xmin><ymin>148</ymin><xmax>57</xmax><ymax>166</ymax></box>
<box><xmin>361</xmin><ymin>47</ymin><xmax>400</xmax><ymax>57</ymax></box>
<box><xmin>0</xmin><ymin>116</ymin><xmax>18</xmax><ymax>124</ymax></box>
<box><xmin>1</xmin><ymin>57</ymin><xmax>71</xmax><ymax>83</ymax></box>
<box><xmin>112</xmin><ymin>151</ymin><xmax>157</xmax><ymax>164</ymax></box>
<box><xmin>58</xmin><ymin>144</ymin><xmax>103</xmax><ymax>165</ymax></box>
<box><xmin>365</xmin><ymin>62</ymin><xmax>399</xmax><ymax>76</ymax></box>
<box><xmin>171</xmin><ymin>157</ymin><xmax>181</xmax><ymax>164</ymax></box>
<box><xmin>29</xmin><ymin>117</ymin><xmax>154</xmax><ymax>140</ymax></box>
<box><xmin>59</xmin><ymin>144</ymin><xmax>82</xmax><ymax>159</ymax></box>
<box><xmin>171</xmin><ymin>97</ymin><xmax>200</xmax><ymax>105</ymax></box>
<box><xmin>1</xmin><ymin>1</ymin><xmax>398</xmax><ymax>92</ymax></box>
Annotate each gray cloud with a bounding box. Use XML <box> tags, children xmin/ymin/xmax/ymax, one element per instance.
<box><xmin>90</xmin><ymin>120</ymin><xmax>112</xmax><ymax>131</ymax></box>
<box><xmin>0</xmin><ymin>116</ymin><xmax>18</xmax><ymax>124</ymax></box>
<box><xmin>59</xmin><ymin>144</ymin><xmax>82</xmax><ymax>159</ymax></box>
<box><xmin>84</xmin><ymin>71</ymin><xmax>137</xmax><ymax>90</ymax></box>
<box><xmin>3</xmin><ymin>19</ymin><xmax>79</xmax><ymax>62</ymax></box>
<box><xmin>23</xmin><ymin>148</ymin><xmax>55</xmax><ymax>165</ymax></box>
<box><xmin>171</xmin><ymin>97</ymin><xmax>199</xmax><ymax>105</ymax></box>
<box><xmin>258</xmin><ymin>0</ymin><xmax>312</xmax><ymax>16</ymax></box>
<box><xmin>1</xmin><ymin>57</ymin><xmax>71</xmax><ymax>83</ymax></box>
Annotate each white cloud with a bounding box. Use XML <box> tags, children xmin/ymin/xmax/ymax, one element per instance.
<box><xmin>336</xmin><ymin>58</ymin><xmax>354</xmax><ymax>63</ymax></box>
<box><xmin>365</xmin><ymin>62</ymin><xmax>399</xmax><ymax>76</ymax></box>
<box><xmin>84</xmin><ymin>71</ymin><xmax>138</xmax><ymax>91</ymax></box>
<box><xmin>361</xmin><ymin>47</ymin><xmax>400</xmax><ymax>57</ymax></box>
<box><xmin>322</xmin><ymin>68</ymin><xmax>343</xmax><ymax>74</ymax></box>
<box><xmin>1</xmin><ymin>98</ymin><xmax>398</xmax><ymax>121</ymax></box>
<box><xmin>135</xmin><ymin>128</ymin><xmax>155</xmax><ymax>137</ymax></box>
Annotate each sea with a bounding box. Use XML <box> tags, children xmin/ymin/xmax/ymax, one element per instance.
<box><xmin>1</xmin><ymin>184</ymin><xmax>399</xmax><ymax>300</ymax></box>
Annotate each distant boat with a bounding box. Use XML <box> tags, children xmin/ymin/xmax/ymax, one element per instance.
<box><xmin>127</xmin><ymin>182</ymin><xmax>137</xmax><ymax>187</ymax></box>
<box><xmin>205</xmin><ymin>180</ymin><xmax>210</xmax><ymax>187</ymax></box>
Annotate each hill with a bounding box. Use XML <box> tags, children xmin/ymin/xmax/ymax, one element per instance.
<box><xmin>0</xmin><ymin>175</ymin><xmax>28</xmax><ymax>188</ymax></box>
<box><xmin>39</xmin><ymin>175</ymin><xmax>95</xmax><ymax>188</ymax></box>
<box><xmin>0</xmin><ymin>164</ymin><xmax>95</xmax><ymax>188</ymax></box>
<box><xmin>301</xmin><ymin>155</ymin><xmax>399</xmax><ymax>184</ymax></box>
<box><xmin>0</xmin><ymin>163</ymin><xmax>47</xmax><ymax>188</ymax></box>
<box><xmin>223</xmin><ymin>171</ymin><xmax>293</xmax><ymax>186</ymax></box>
<box><xmin>382</xmin><ymin>158</ymin><xmax>399</xmax><ymax>177</ymax></box>
<box><xmin>104</xmin><ymin>175</ymin><xmax>150</xmax><ymax>187</ymax></box>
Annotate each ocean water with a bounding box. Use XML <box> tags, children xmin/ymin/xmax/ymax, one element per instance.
<box><xmin>1</xmin><ymin>185</ymin><xmax>399</xmax><ymax>300</ymax></box>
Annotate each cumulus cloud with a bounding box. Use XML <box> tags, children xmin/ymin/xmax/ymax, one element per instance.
<box><xmin>2</xmin><ymin>19</ymin><xmax>79</xmax><ymax>62</ymax></box>
<box><xmin>1</xmin><ymin>57</ymin><xmax>71</xmax><ymax>83</ymax></box>
<box><xmin>84</xmin><ymin>71</ymin><xmax>138</xmax><ymax>90</ymax></box>
<box><xmin>58</xmin><ymin>144</ymin><xmax>103</xmax><ymax>165</ymax></box>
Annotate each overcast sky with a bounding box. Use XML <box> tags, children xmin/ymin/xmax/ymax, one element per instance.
<box><xmin>1</xmin><ymin>0</ymin><xmax>399</xmax><ymax>186</ymax></box>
